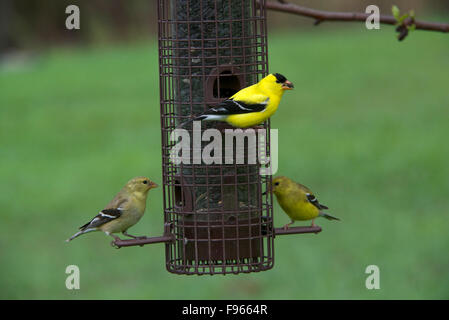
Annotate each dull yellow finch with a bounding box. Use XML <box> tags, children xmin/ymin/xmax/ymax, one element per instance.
<box><xmin>181</xmin><ymin>73</ymin><xmax>293</xmax><ymax>128</ymax></box>
<box><xmin>271</xmin><ymin>176</ymin><xmax>340</xmax><ymax>229</ymax></box>
<box><xmin>66</xmin><ymin>176</ymin><xmax>158</xmax><ymax>244</ymax></box>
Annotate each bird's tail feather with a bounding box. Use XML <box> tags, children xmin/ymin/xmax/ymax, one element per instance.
<box><xmin>66</xmin><ymin>228</ymin><xmax>96</xmax><ymax>242</ymax></box>
<box><xmin>178</xmin><ymin>115</ymin><xmax>224</xmax><ymax>128</ymax></box>
<box><xmin>319</xmin><ymin>211</ymin><xmax>340</xmax><ymax>221</ymax></box>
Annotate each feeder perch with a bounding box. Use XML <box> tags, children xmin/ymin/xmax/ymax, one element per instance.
<box><xmin>113</xmin><ymin>0</ymin><xmax>322</xmax><ymax>275</ymax></box>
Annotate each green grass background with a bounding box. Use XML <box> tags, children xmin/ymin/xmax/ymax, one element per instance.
<box><xmin>1</xmin><ymin>27</ymin><xmax>448</xmax><ymax>299</ymax></box>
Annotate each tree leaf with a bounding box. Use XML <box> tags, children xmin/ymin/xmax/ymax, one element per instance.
<box><xmin>398</xmin><ymin>13</ymin><xmax>409</xmax><ymax>23</ymax></box>
<box><xmin>392</xmin><ymin>5</ymin><xmax>400</xmax><ymax>20</ymax></box>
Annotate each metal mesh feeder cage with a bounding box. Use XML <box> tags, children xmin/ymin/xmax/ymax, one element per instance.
<box><xmin>160</xmin><ymin>0</ymin><xmax>273</xmax><ymax>275</ymax></box>
<box><xmin>113</xmin><ymin>0</ymin><xmax>322</xmax><ymax>276</ymax></box>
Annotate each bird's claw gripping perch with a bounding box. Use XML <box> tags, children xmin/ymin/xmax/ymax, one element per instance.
<box><xmin>110</xmin><ymin>240</ymin><xmax>120</xmax><ymax>249</ymax></box>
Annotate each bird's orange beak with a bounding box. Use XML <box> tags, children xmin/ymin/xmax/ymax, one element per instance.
<box><xmin>149</xmin><ymin>181</ymin><xmax>158</xmax><ymax>189</ymax></box>
<box><xmin>282</xmin><ymin>80</ymin><xmax>294</xmax><ymax>90</ymax></box>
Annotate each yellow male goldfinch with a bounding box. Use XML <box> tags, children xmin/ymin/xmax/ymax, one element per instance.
<box><xmin>271</xmin><ymin>176</ymin><xmax>340</xmax><ymax>229</ymax></box>
<box><xmin>66</xmin><ymin>176</ymin><xmax>158</xmax><ymax>243</ymax></box>
<box><xmin>182</xmin><ymin>73</ymin><xmax>293</xmax><ymax>128</ymax></box>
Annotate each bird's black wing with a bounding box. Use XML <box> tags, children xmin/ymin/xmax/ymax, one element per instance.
<box><xmin>306</xmin><ymin>193</ymin><xmax>329</xmax><ymax>210</ymax></box>
<box><xmin>79</xmin><ymin>208</ymin><xmax>122</xmax><ymax>230</ymax></box>
<box><xmin>204</xmin><ymin>98</ymin><xmax>269</xmax><ymax>115</ymax></box>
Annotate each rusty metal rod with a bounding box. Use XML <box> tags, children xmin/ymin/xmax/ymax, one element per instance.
<box><xmin>113</xmin><ymin>234</ymin><xmax>175</xmax><ymax>248</ymax></box>
<box><xmin>274</xmin><ymin>226</ymin><xmax>322</xmax><ymax>236</ymax></box>
<box><xmin>113</xmin><ymin>226</ymin><xmax>320</xmax><ymax>248</ymax></box>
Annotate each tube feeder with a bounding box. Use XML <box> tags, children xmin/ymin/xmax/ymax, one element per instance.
<box><xmin>113</xmin><ymin>0</ymin><xmax>321</xmax><ymax>275</ymax></box>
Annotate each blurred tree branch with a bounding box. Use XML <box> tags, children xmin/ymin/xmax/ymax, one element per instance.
<box><xmin>262</xmin><ymin>0</ymin><xmax>449</xmax><ymax>40</ymax></box>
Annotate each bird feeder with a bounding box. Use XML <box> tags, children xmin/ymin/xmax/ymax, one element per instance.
<box><xmin>113</xmin><ymin>0</ymin><xmax>321</xmax><ymax>275</ymax></box>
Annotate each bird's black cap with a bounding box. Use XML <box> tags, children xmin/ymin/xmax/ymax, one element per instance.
<box><xmin>273</xmin><ymin>73</ymin><xmax>287</xmax><ymax>83</ymax></box>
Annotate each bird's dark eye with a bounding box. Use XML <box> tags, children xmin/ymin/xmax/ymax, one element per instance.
<box><xmin>143</xmin><ymin>180</ymin><xmax>148</xmax><ymax>184</ymax></box>
<box><xmin>274</xmin><ymin>182</ymin><xmax>279</xmax><ymax>186</ymax></box>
